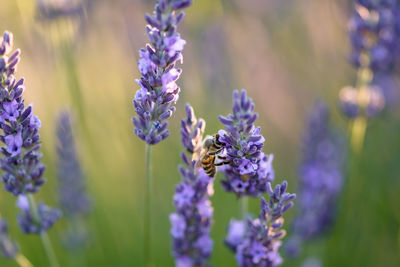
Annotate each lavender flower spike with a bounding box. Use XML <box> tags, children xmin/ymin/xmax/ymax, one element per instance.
<box><xmin>56</xmin><ymin>111</ymin><xmax>91</xmax><ymax>247</ymax></box>
<box><xmin>170</xmin><ymin>103</ymin><xmax>214</xmax><ymax>266</ymax></box>
<box><xmin>0</xmin><ymin>216</ymin><xmax>18</xmax><ymax>258</ymax></box>
<box><xmin>0</xmin><ymin>31</ymin><xmax>45</xmax><ymax>195</ymax></box>
<box><xmin>286</xmin><ymin>102</ymin><xmax>344</xmax><ymax>258</ymax></box>
<box><xmin>218</xmin><ymin>89</ymin><xmax>274</xmax><ymax>197</ymax></box>
<box><xmin>17</xmin><ymin>195</ymin><xmax>61</xmax><ymax>234</ymax></box>
<box><xmin>132</xmin><ymin>0</ymin><xmax>193</xmax><ymax>145</ymax></box>
<box><xmin>230</xmin><ymin>181</ymin><xmax>295</xmax><ymax>267</ymax></box>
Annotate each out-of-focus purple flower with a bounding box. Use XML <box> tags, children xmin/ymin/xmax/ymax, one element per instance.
<box><xmin>225</xmin><ymin>219</ymin><xmax>247</xmax><ymax>251</ymax></box>
<box><xmin>0</xmin><ymin>31</ymin><xmax>46</xmax><ymax>196</ymax></box>
<box><xmin>349</xmin><ymin>1</ymin><xmax>399</xmax><ymax>71</ymax></box>
<box><xmin>170</xmin><ymin>103</ymin><xmax>214</xmax><ymax>265</ymax></box>
<box><xmin>341</xmin><ymin>0</ymin><xmax>400</xmax><ymax>118</ymax></box>
<box><xmin>17</xmin><ymin>195</ymin><xmax>61</xmax><ymax>234</ymax></box>
<box><xmin>229</xmin><ymin>181</ymin><xmax>296</xmax><ymax>267</ymax></box>
<box><xmin>339</xmin><ymin>85</ymin><xmax>385</xmax><ymax>119</ymax></box>
<box><xmin>0</xmin><ymin>216</ymin><xmax>18</xmax><ymax>258</ymax></box>
<box><xmin>56</xmin><ymin>111</ymin><xmax>91</xmax><ymax>248</ymax></box>
<box><xmin>132</xmin><ymin>0</ymin><xmax>193</xmax><ymax>145</ymax></box>
<box><xmin>218</xmin><ymin>89</ymin><xmax>274</xmax><ymax>197</ymax></box>
<box><xmin>36</xmin><ymin>0</ymin><xmax>86</xmax><ymax>21</ymax></box>
<box><xmin>286</xmin><ymin>102</ymin><xmax>344</xmax><ymax>258</ymax></box>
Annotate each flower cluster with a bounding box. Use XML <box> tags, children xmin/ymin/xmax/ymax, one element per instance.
<box><xmin>0</xmin><ymin>31</ymin><xmax>45</xmax><ymax>196</ymax></box>
<box><xmin>225</xmin><ymin>181</ymin><xmax>295</xmax><ymax>267</ymax></box>
<box><xmin>286</xmin><ymin>103</ymin><xmax>344</xmax><ymax>257</ymax></box>
<box><xmin>17</xmin><ymin>195</ymin><xmax>61</xmax><ymax>234</ymax></box>
<box><xmin>132</xmin><ymin>0</ymin><xmax>192</xmax><ymax>145</ymax></box>
<box><xmin>349</xmin><ymin>0</ymin><xmax>399</xmax><ymax>71</ymax></box>
<box><xmin>36</xmin><ymin>0</ymin><xmax>85</xmax><ymax>21</ymax></box>
<box><xmin>340</xmin><ymin>0</ymin><xmax>400</xmax><ymax>118</ymax></box>
<box><xmin>56</xmin><ymin>111</ymin><xmax>91</xmax><ymax>247</ymax></box>
<box><xmin>0</xmin><ymin>30</ymin><xmax>61</xmax><ymax>235</ymax></box>
<box><xmin>0</xmin><ymin>216</ymin><xmax>18</xmax><ymax>258</ymax></box>
<box><xmin>56</xmin><ymin>111</ymin><xmax>90</xmax><ymax>217</ymax></box>
<box><xmin>218</xmin><ymin>89</ymin><xmax>274</xmax><ymax>197</ymax></box>
<box><xmin>170</xmin><ymin>103</ymin><xmax>214</xmax><ymax>266</ymax></box>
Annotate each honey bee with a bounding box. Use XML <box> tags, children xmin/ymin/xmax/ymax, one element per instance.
<box><xmin>196</xmin><ymin>133</ymin><xmax>230</xmax><ymax>177</ymax></box>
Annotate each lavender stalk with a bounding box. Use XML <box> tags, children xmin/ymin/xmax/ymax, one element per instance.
<box><xmin>144</xmin><ymin>143</ymin><xmax>152</xmax><ymax>265</ymax></box>
<box><xmin>0</xmin><ymin>31</ymin><xmax>60</xmax><ymax>267</ymax></box>
<box><xmin>170</xmin><ymin>104</ymin><xmax>214</xmax><ymax>266</ymax></box>
<box><xmin>131</xmin><ymin>1</ymin><xmax>193</xmax><ymax>264</ymax></box>
<box><xmin>56</xmin><ymin>111</ymin><xmax>91</xmax><ymax>262</ymax></box>
<box><xmin>225</xmin><ymin>181</ymin><xmax>296</xmax><ymax>266</ymax></box>
<box><xmin>340</xmin><ymin>0</ymin><xmax>400</xmax><ymax>152</ymax></box>
<box><xmin>132</xmin><ymin>0</ymin><xmax>192</xmax><ymax>145</ymax></box>
<box><xmin>285</xmin><ymin>102</ymin><xmax>344</xmax><ymax>258</ymax></box>
<box><xmin>218</xmin><ymin>89</ymin><xmax>274</xmax><ymax>218</ymax></box>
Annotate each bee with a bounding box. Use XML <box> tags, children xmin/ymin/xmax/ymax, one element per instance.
<box><xmin>196</xmin><ymin>133</ymin><xmax>230</xmax><ymax>177</ymax></box>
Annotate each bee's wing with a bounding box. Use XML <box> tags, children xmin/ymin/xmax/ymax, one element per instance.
<box><xmin>193</xmin><ymin>147</ymin><xmax>206</xmax><ymax>170</ymax></box>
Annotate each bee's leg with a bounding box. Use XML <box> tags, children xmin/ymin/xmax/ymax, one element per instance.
<box><xmin>214</xmin><ymin>161</ymin><xmax>231</xmax><ymax>166</ymax></box>
<box><xmin>217</xmin><ymin>156</ymin><xmax>227</xmax><ymax>160</ymax></box>
<box><xmin>209</xmin><ymin>149</ymin><xmax>223</xmax><ymax>156</ymax></box>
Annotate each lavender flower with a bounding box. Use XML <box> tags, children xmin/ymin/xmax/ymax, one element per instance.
<box><xmin>286</xmin><ymin>102</ymin><xmax>344</xmax><ymax>258</ymax></box>
<box><xmin>17</xmin><ymin>195</ymin><xmax>61</xmax><ymax>234</ymax></box>
<box><xmin>0</xmin><ymin>31</ymin><xmax>61</xmax><ymax>237</ymax></box>
<box><xmin>349</xmin><ymin>1</ymin><xmax>399</xmax><ymax>71</ymax></box>
<box><xmin>227</xmin><ymin>181</ymin><xmax>295</xmax><ymax>267</ymax></box>
<box><xmin>0</xmin><ymin>216</ymin><xmax>18</xmax><ymax>258</ymax></box>
<box><xmin>170</xmin><ymin>103</ymin><xmax>214</xmax><ymax>265</ymax></box>
<box><xmin>341</xmin><ymin>0</ymin><xmax>400</xmax><ymax>118</ymax></box>
<box><xmin>36</xmin><ymin>0</ymin><xmax>85</xmax><ymax>21</ymax></box>
<box><xmin>56</xmin><ymin>111</ymin><xmax>91</xmax><ymax>247</ymax></box>
<box><xmin>218</xmin><ymin>89</ymin><xmax>274</xmax><ymax>197</ymax></box>
<box><xmin>0</xmin><ymin>31</ymin><xmax>45</xmax><ymax>195</ymax></box>
<box><xmin>132</xmin><ymin>0</ymin><xmax>192</xmax><ymax>145</ymax></box>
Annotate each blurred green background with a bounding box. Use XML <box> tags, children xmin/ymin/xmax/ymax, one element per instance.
<box><xmin>1</xmin><ymin>0</ymin><xmax>400</xmax><ymax>266</ymax></box>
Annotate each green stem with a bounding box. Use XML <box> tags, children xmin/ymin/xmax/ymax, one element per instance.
<box><xmin>27</xmin><ymin>195</ymin><xmax>60</xmax><ymax>267</ymax></box>
<box><xmin>350</xmin><ymin>116</ymin><xmax>367</xmax><ymax>154</ymax></box>
<box><xmin>144</xmin><ymin>144</ymin><xmax>152</xmax><ymax>267</ymax></box>
<box><xmin>240</xmin><ymin>197</ymin><xmax>248</xmax><ymax>219</ymax></box>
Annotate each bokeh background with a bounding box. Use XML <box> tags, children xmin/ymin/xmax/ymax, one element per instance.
<box><xmin>1</xmin><ymin>0</ymin><xmax>400</xmax><ymax>266</ymax></box>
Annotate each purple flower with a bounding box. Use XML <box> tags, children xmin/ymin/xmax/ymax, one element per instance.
<box><xmin>0</xmin><ymin>216</ymin><xmax>18</xmax><ymax>258</ymax></box>
<box><xmin>36</xmin><ymin>0</ymin><xmax>85</xmax><ymax>21</ymax></box>
<box><xmin>170</xmin><ymin>103</ymin><xmax>214</xmax><ymax>265</ymax></box>
<box><xmin>1</xmin><ymin>100</ymin><xmax>19</xmax><ymax>122</ymax></box>
<box><xmin>56</xmin><ymin>111</ymin><xmax>91</xmax><ymax>248</ymax></box>
<box><xmin>341</xmin><ymin>0</ymin><xmax>400</xmax><ymax>118</ymax></box>
<box><xmin>225</xmin><ymin>219</ymin><xmax>247</xmax><ymax>251</ymax></box>
<box><xmin>17</xmin><ymin>195</ymin><xmax>61</xmax><ymax>234</ymax></box>
<box><xmin>0</xmin><ymin>31</ymin><xmax>46</xmax><ymax>196</ymax></box>
<box><xmin>218</xmin><ymin>89</ymin><xmax>274</xmax><ymax>197</ymax></box>
<box><xmin>349</xmin><ymin>1</ymin><xmax>399</xmax><ymax>71</ymax></box>
<box><xmin>132</xmin><ymin>0</ymin><xmax>193</xmax><ymax>145</ymax></box>
<box><xmin>0</xmin><ymin>31</ymin><xmax>60</xmax><ymax>235</ymax></box>
<box><xmin>4</xmin><ymin>132</ymin><xmax>22</xmax><ymax>157</ymax></box>
<box><xmin>229</xmin><ymin>181</ymin><xmax>296</xmax><ymax>267</ymax></box>
<box><xmin>173</xmin><ymin>183</ymin><xmax>195</xmax><ymax>208</ymax></box>
<box><xmin>286</xmin><ymin>102</ymin><xmax>344</xmax><ymax>258</ymax></box>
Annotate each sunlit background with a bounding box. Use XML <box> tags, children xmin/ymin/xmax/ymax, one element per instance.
<box><xmin>1</xmin><ymin>0</ymin><xmax>400</xmax><ymax>266</ymax></box>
